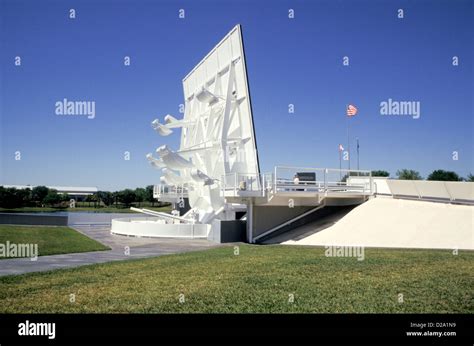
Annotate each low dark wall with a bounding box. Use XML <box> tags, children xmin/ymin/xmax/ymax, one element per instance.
<box><xmin>0</xmin><ymin>213</ymin><xmax>68</xmax><ymax>226</ymax></box>
<box><xmin>176</xmin><ymin>198</ymin><xmax>191</xmax><ymax>216</ymax></box>
<box><xmin>220</xmin><ymin>220</ymin><xmax>246</xmax><ymax>243</ymax></box>
<box><xmin>251</xmin><ymin>205</ymin><xmax>314</xmax><ymax>239</ymax></box>
<box><xmin>254</xmin><ymin>205</ymin><xmax>355</xmax><ymax>243</ymax></box>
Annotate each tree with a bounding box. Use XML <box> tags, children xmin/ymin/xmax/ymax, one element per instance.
<box><xmin>84</xmin><ymin>194</ymin><xmax>93</xmax><ymax>207</ymax></box>
<box><xmin>0</xmin><ymin>187</ymin><xmax>7</xmax><ymax>207</ymax></box>
<box><xmin>60</xmin><ymin>193</ymin><xmax>70</xmax><ymax>202</ymax></box>
<box><xmin>15</xmin><ymin>188</ymin><xmax>31</xmax><ymax>207</ymax></box>
<box><xmin>145</xmin><ymin>185</ymin><xmax>156</xmax><ymax>207</ymax></box>
<box><xmin>20</xmin><ymin>188</ymin><xmax>32</xmax><ymax>206</ymax></box>
<box><xmin>43</xmin><ymin>189</ymin><xmax>62</xmax><ymax>206</ymax></box>
<box><xmin>134</xmin><ymin>188</ymin><xmax>146</xmax><ymax>207</ymax></box>
<box><xmin>90</xmin><ymin>194</ymin><xmax>99</xmax><ymax>208</ymax></box>
<box><xmin>371</xmin><ymin>170</ymin><xmax>390</xmax><ymax>177</ymax></box>
<box><xmin>427</xmin><ymin>170</ymin><xmax>461</xmax><ymax>182</ymax></box>
<box><xmin>118</xmin><ymin>189</ymin><xmax>136</xmax><ymax>207</ymax></box>
<box><xmin>465</xmin><ymin>173</ymin><xmax>474</xmax><ymax>182</ymax></box>
<box><xmin>97</xmin><ymin>191</ymin><xmax>114</xmax><ymax>206</ymax></box>
<box><xmin>0</xmin><ymin>188</ymin><xmax>16</xmax><ymax>208</ymax></box>
<box><xmin>31</xmin><ymin>186</ymin><xmax>49</xmax><ymax>204</ymax></box>
<box><xmin>112</xmin><ymin>191</ymin><xmax>120</xmax><ymax>207</ymax></box>
<box><xmin>0</xmin><ymin>187</ymin><xmax>31</xmax><ymax>208</ymax></box>
<box><xmin>396</xmin><ymin>169</ymin><xmax>422</xmax><ymax>180</ymax></box>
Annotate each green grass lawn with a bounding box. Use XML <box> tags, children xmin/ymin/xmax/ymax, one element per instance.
<box><xmin>0</xmin><ymin>245</ymin><xmax>472</xmax><ymax>313</ymax></box>
<box><xmin>0</xmin><ymin>205</ymin><xmax>172</xmax><ymax>213</ymax></box>
<box><xmin>0</xmin><ymin>225</ymin><xmax>109</xmax><ymax>258</ymax></box>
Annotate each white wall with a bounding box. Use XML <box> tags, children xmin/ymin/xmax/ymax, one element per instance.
<box><xmin>387</xmin><ymin>180</ymin><xmax>474</xmax><ymax>202</ymax></box>
<box><xmin>111</xmin><ymin>218</ymin><xmax>210</xmax><ymax>238</ymax></box>
<box><xmin>347</xmin><ymin>177</ymin><xmax>391</xmax><ymax>195</ymax></box>
<box><xmin>348</xmin><ymin>177</ymin><xmax>474</xmax><ymax>203</ymax></box>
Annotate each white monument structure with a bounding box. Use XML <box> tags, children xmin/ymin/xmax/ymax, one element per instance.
<box><xmin>110</xmin><ymin>24</ymin><xmax>474</xmax><ymax>249</ymax></box>
<box><xmin>112</xmin><ymin>25</ymin><xmax>262</xmax><ymax>240</ymax></box>
<box><xmin>111</xmin><ymin>25</ymin><xmax>374</xmax><ymax>242</ymax></box>
<box><xmin>153</xmin><ymin>23</ymin><xmax>260</xmax><ymax>224</ymax></box>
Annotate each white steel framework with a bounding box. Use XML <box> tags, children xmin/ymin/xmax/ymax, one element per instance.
<box><xmin>112</xmin><ymin>25</ymin><xmax>375</xmax><ymax>241</ymax></box>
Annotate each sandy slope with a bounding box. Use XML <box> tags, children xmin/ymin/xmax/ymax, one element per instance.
<box><xmin>283</xmin><ymin>197</ymin><xmax>474</xmax><ymax>250</ymax></box>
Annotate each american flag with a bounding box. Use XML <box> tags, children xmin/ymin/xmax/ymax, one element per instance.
<box><xmin>339</xmin><ymin>144</ymin><xmax>344</xmax><ymax>152</ymax></box>
<box><xmin>347</xmin><ymin>104</ymin><xmax>358</xmax><ymax>117</ymax></box>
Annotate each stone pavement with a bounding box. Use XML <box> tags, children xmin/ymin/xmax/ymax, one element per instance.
<box><xmin>0</xmin><ymin>225</ymin><xmax>221</xmax><ymax>277</ymax></box>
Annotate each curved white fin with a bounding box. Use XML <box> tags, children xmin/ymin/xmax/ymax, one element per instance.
<box><xmin>146</xmin><ymin>153</ymin><xmax>165</xmax><ymax>168</ymax></box>
<box><xmin>151</xmin><ymin>119</ymin><xmax>173</xmax><ymax>136</ymax></box>
<box><xmin>156</xmin><ymin>145</ymin><xmax>194</xmax><ymax>169</ymax></box>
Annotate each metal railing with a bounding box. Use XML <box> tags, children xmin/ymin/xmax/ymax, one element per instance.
<box><xmin>153</xmin><ymin>184</ymin><xmax>189</xmax><ymax>200</ymax></box>
<box><xmin>274</xmin><ymin>166</ymin><xmax>372</xmax><ymax>194</ymax></box>
<box><xmin>221</xmin><ymin>173</ymin><xmax>266</xmax><ymax>197</ymax></box>
<box><xmin>221</xmin><ymin>166</ymin><xmax>373</xmax><ymax>197</ymax></box>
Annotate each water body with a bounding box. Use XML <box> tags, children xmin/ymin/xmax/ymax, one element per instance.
<box><xmin>67</xmin><ymin>212</ymin><xmax>139</xmax><ymax>226</ymax></box>
<box><xmin>0</xmin><ymin>212</ymin><xmax>139</xmax><ymax>226</ymax></box>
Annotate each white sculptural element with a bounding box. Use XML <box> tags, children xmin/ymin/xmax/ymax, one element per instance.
<box><xmin>148</xmin><ymin>24</ymin><xmax>259</xmax><ymax>224</ymax></box>
<box><xmin>111</xmin><ymin>24</ymin><xmax>377</xmax><ymax>241</ymax></box>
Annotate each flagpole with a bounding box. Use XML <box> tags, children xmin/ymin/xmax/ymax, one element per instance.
<box><xmin>347</xmin><ymin>109</ymin><xmax>350</xmax><ymax>171</ymax></box>
<box><xmin>356</xmin><ymin>137</ymin><xmax>360</xmax><ymax>170</ymax></box>
<box><xmin>339</xmin><ymin>147</ymin><xmax>342</xmax><ymax>181</ymax></box>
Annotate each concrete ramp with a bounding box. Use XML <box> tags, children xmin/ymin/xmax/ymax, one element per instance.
<box><xmin>282</xmin><ymin>197</ymin><xmax>473</xmax><ymax>250</ymax></box>
<box><xmin>260</xmin><ymin>206</ymin><xmax>355</xmax><ymax>244</ymax></box>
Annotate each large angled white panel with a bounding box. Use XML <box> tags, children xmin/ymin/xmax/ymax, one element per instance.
<box><xmin>144</xmin><ymin>25</ymin><xmax>260</xmax><ymax>224</ymax></box>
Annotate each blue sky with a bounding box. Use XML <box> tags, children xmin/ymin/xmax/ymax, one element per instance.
<box><xmin>1</xmin><ymin>0</ymin><xmax>472</xmax><ymax>190</ymax></box>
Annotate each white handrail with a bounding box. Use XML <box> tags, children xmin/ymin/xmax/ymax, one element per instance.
<box><xmin>130</xmin><ymin>207</ymin><xmax>195</xmax><ymax>223</ymax></box>
<box><xmin>253</xmin><ymin>202</ymin><xmax>326</xmax><ymax>243</ymax></box>
<box><xmin>221</xmin><ymin>166</ymin><xmax>374</xmax><ymax>197</ymax></box>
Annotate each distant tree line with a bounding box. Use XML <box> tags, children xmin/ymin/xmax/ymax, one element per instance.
<box><xmin>0</xmin><ymin>185</ymin><xmax>165</xmax><ymax>209</ymax></box>
<box><xmin>371</xmin><ymin>169</ymin><xmax>474</xmax><ymax>182</ymax></box>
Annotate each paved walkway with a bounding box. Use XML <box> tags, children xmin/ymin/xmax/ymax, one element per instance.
<box><xmin>0</xmin><ymin>225</ymin><xmax>221</xmax><ymax>277</ymax></box>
